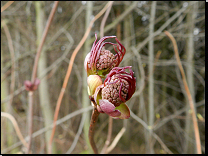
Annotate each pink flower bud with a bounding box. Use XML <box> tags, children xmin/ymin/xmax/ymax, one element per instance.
<box><xmin>84</xmin><ymin>33</ymin><xmax>126</xmax><ymax>77</ymax></box>
<box><xmin>93</xmin><ymin>66</ymin><xmax>136</xmax><ymax>119</ymax></box>
<box><xmin>24</xmin><ymin>78</ymin><xmax>40</xmax><ymax>91</ymax></box>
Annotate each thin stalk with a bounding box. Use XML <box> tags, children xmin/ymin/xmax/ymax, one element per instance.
<box><xmin>100</xmin><ymin>117</ymin><xmax>113</xmax><ymax>154</ymax></box>
<box><xmin>164</xmin><ymin>31</ymin><xmax>201</xmax><ymax>154</ymax></box>
<box><xmin>148</xmin><ymin>1</ymin><xmax>156</xmax><ymax>153</ymax></box>
<box><xmin>26</xmin><ymin>1</ymin><xmax>59</xmax><ymax>153</ymax></box>
<box><xmin>1</xmin><ymin>112</ymin><xmax>28</xmax><ymax>149</ymax></box>
<box><xmin>27</xmin><ymin>91</ymin><xmax>33</xmax><ymax>154</ymax></box>
<box><xmin>89</xmin><ymin>106</ymin><xmax>100</xmax><ymax>154</ymax></box>
<box><xmin>2</xmin><ymin>20</ymin><xmax>16</xmax><ymax>112</ymax></box>
<box><xmin>31</xmin><ymin>1</ymin><xmax>59</xmax><ymax>83</ymax></box>
<box><xmin>100</xmin><ymin>1</ymin><xmax>113</xmax><ymax>38</ymax></box>
<box><xmin>82</xmin><ymin>2</ymin><xmax>93</xmax><ymax>153</ymax></box>
<box><xmin>1</xmin><ymin>1</ymin><xmax>14</xmax><ymax>12</ymax></box>
<box><xmin>106</xmin><ymin>127</ymin><xmax>126</xmax><ymax>153</ymax></box>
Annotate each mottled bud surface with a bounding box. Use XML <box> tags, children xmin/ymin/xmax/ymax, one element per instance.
<box><xmin>84</xmin><ymin>34</ymin><xmax>125</xmax><ymax>77</ymax></box>
<box><xmin>102</xmin><ymin>75</ymin><xmax>129</xmax><ymax>107</ymax></box>
<box><xmin>96</xmin><ymin>49</ymin><xmax>117</xmax><ymax>71</ymax></box>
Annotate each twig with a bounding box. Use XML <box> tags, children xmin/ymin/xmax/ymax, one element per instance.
<box><xmin>65</xmin><ymin>110</ymin><xmax>86</xmax><ymax>154</ymax></box>
<box><xmin>2</xmin><ymin>106</ymin><xmax>93</xmax><ymax>154</ymax></box>
<box><xmin>46</xmin><ymin>5</ymin><xmax>84</xmax><ymax>48</ymax></box>
<box><xmin>154</xmin><ymin>100</ymin><xmax>204</xmax><ymax>131</ymax></box>
<box><xmin>100</xmin><ymin>1</ymin><xmax>113</xmax><ymax>38</ymax></box>
<box><xmin>89</xmin><ymin>106</ymin><xmax>100</xmax><ymax>154</ymax></box>
<box><xmin>131</xmin><ymin>46</ymin><xmax>145</xmax><ymax>97</ymax></box>
<box><xmin>26</xmin><ymin>1</ymin><xmax>59</xmax><ymax>154</ymax></box>
<box><xmin>152</xmin><ymin>50</ymin><xmax>162</xmax><ymax>74</ymax></box>
<box><xmin>4</xmin><ymin>100</ymin><xmax>205</xmax><ymax>154</ymax></box>
<box><xmin>1</xmin><ymin>112</ymin><xmax>28</xmax><ymax>149</ymax></box>
<box><xmin>27</xmin><ymin>91</ymin><xmax>33</xmax><ymax>154</ymax></box>
<box><xmin>131</xmin><ymin>47</ymin><xmax>161</xmax><ymax>98</ymax></box>
<box><xmin>1</xmin><ymin>1</ymin><xmax>14</xmax><ymax>12</ymax></box>
<box><xmin>104</xmin><ymin>1</ymin><xmax>138</xmax><ymax>34</ymax></box>
<box><xmin>106</xmin><ymin>127</ymin><xmax>126</xmax><ymax>154</ymax></box>
<box><xmin>31</xmin><ymin>1</ymin><xmax>59</xmax><ymax>83</ymax></box>
<box><xmin>48</xmin><ymin>2</ymin><xmax>113</xmax><ymax>153</ymax></box>
<box><xmin>164</xmin><ymin>31</ymin><xmax>201</xmax><ymax>154</ymax></box>
<box><xmin>135</xmin><ymin>4</ymin><xmax>191</xmax><ymax>53</ymax></box>
<box><xmin>100</xmin><ymin>117</ymin><xmax>113</xmax><ymax>154</ymax></box>
<box><xmin>2</xmin><ymin>20</ymin><xmax>16</xmax><ymax>111</ymax></box>
<box><xmin>39</xmin><ymin>29</ymin><xmax>74</xmax><ymax>79</ymax></box>
<box><xmin>130</xmin><ymin>110</ymin><xmax>173</xmax><ymax>154</ymax></box>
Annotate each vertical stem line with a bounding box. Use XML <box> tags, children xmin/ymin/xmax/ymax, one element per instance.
<box><xmin>164</xmin><ymin>31</ymin><xmax>201</xmax><ymax>154</ymax></box>
<box><xmin>27</xmin><ymin>1</ymin><xmax>59</xmax><ymax>153</ymax></box>
<box><xmin>148</xmin><ymin>1</ymin><xmax>156</xmax><ymax>154</ymax></box>
<box><xmin>100</xmin><ymin>1</ymin><xmax>113</xmax><ymax>38</ymax></box>
<box><xmin>89</xmin><ymin>107</ymin><xmax>100</xmax><ymax>154</ymax></box>
<box><xmin>27</xmin><ymin>91</ymin><xmax>33</xmax><ymax>154</ymax></box>
<box><xmin>101</xmin><ymin>117</ymin><xmax>113</xmax><ymax>154</ymax></box>
<box><xmin>31</xmin><ymin>1</ymin><xmax>59</xmax><ymax>83</ymax></box>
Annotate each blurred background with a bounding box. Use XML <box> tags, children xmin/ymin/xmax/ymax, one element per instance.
<box><xmin>1</xmin><ymin>1</ymin><xmax>205</xmax><ymax>154</ymax></box>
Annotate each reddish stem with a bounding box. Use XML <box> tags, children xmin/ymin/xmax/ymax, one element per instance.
<box><xmin>89</xmin><ymin>106</ymin><xmax>100</xmax><ymax>154</ymax></box>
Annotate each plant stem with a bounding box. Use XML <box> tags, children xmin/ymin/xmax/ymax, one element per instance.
<box><xmin>164</xmin><ymin>31</ymin><xmax>201</xmax><ymax>154</ymax></box>
<box><xmin>101</xmin><ymin>117</ymin><xmax>113</xmax><ymax>154</ymax></box>
<box><xmin>89</xmin><ymin>106</ymin><xmax>100</xmax><ymax>154</ymax></box>
<box><xmin>1</xmin><ymin>1</ymin><xmax>14</xmax><ymax>12</ymax></box>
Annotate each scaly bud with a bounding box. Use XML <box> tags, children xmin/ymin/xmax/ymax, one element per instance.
<box><xmin>94</xmin><ymin>66</ymin><xmax>136</xmax><ymax>119</ymax></box>
<box><xmin>84</xmin><ymin>33</ymin><xmax>126</xmax><ymax>77</ymax></box>
<box><xmin>24</xmin><ymin>78</ymin><xmax>40</xmax><ymax>91</ymax></box>
<box><xmin>87</xmin><ymin>75</ymin><xmax>103</xmax><ymax>96</ymax></box>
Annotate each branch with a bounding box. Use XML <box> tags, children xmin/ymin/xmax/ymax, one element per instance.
<box><xmin>2</xmin><ymin>106</ymin><xmax>93</xmax><ymax>154</ymax></box>
<box><xmin>31</xmin><ymin>1</ymin><xmax>59</xmax><ymax>83</ymax></box>
<box><xmin>104</xmin><ymin>1</ymin><xmax>138</xmax><ymax>34</ymax></box>
<box><xmin>2</xmin><ymin>20</ymin><xmax>16</xmax><ymax>110</ymax></box>
<box><xmin>1</xmin><ymin>112</ymin><xmax>28</xmax><ymax>149</ymax></box>
<box><xmin>66</xmin><ymin>110</ymin><xmax>86</xmax><ymax>154</ymax></box>
<box><xmin>26</xmin><ymin>1</ymin><xmax>59</xmax><ymax>154</ymax></box>
<box><xmin>1</xmin><ymin>1</ymin><xmax>14</xmax><ymax>12</ymax></box>
<box><xmin>100</xmin><ymin>1</ymin><xmax>113</xmax><ymax>38</ymax></box>
<box><xmin>130</xmin><ymin>110</ymin><xmax>173</xmax><ymax>154</ymax></box>
<box><xmin>100</xmin><ymin>117</ymin><xmax>113</xmax><ymax>154</ymax></box>
<box><xmin>89</xmin><ymin>106</ymin><xmax>100</xmax><ymax>154</ymax></box>
<box><xmin>106</xmin><ymin>127</ymin><xmax>126</xmax><ymax>153</ymax></box>
<box><xmin>164</xmin><ymin>31</ymin><xmax>201</xmax><ymax>154</ymax></box>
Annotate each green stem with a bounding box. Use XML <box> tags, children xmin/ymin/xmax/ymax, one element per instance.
<box><xmin>89</xmin><ymin>106</ymin><xmax>100</xmax><ymax>154</ymax></box>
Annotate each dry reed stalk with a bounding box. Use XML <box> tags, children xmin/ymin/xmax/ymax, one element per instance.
<box><xmin>164</xmin><ymin>31</ymin><xmax>201</xmax><ymax>154</ymax></box>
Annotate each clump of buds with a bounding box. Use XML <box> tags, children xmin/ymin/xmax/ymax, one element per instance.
<box><xmin>84</xmin><ymin>33</ymin><xmax>125</xmax><ymax>77</ymax></box>
<box><xmin>85</xmin><ymin>34</ymin><xmax>136</xmax><ymax>119</ymax></box>
<box><xmin>24</xmin><ymin>78</ymin><xmax>40</xmax><ymax>91</ymax></box>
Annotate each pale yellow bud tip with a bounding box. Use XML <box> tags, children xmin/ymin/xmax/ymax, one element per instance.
<box><xmin>87</xmin><ymin>75</ymin><xmax>103</xmax><ymax>96</ymax></box>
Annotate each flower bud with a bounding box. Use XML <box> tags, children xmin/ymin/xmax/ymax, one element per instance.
<box><xmin>94</xmin><ymin>66</ymin><xmax>136</xmax><ymax>119</ymax></box>
<box><xmin>87</xmin><ymin>75</ymin><xmax>102</xmax><ymax>96</ymax></box>
<box><xmin>24</xmin><ymin>78</ymin><xmax>40</xmax><ymax>91</ymax></box>
<box><xmin>84</xmin><ymin>33</ymin><xmax>126</xmax><ymax>77</ymax></box>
